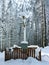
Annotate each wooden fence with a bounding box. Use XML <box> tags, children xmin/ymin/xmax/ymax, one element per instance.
<box><xmin>5</xmin><ymin>47</ymin><xmax>41</xmax><ymax>61</ymax></box>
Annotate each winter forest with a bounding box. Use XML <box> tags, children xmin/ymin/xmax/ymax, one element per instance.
<box><xmin>0</xmin><ymin>0</ymin><xmax>49</xmax><ymax>51</ymax></box>
<box><xmin>0</xmin><ymin>0</ymin><xmax>49</xmax><ymax>65</ymax></box>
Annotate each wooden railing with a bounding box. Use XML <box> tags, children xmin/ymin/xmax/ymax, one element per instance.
<box><xmin>5</xmin><ymin>47</ymin><xmax>41</xmax><ymax>61</ymax></box>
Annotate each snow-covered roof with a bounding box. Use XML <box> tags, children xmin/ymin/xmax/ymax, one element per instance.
<box><xmin>27</xmin><ymin>45</ymin><xmax>39</xmax><ymax>48</ymax></box>
<box><xmin>13</xmin><ymin>44</ymin><xmax>21</xmax><ymax>48</ymax></box>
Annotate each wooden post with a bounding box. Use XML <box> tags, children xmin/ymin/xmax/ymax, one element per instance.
<box><xmin>39</xmin><ymin>50</ymin><xmax>41</xmax><ymax>61</ymax></box>
<box><xmin>34</xmin><ymin>49</ymin><xmax>35</xmax><ymax>58</ymax></box>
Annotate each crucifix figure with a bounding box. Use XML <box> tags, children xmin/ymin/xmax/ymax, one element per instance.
<box><xmin>21</xmin><ymin>16</ymin><xmax>28</xmax><ymax>44</ymax></box>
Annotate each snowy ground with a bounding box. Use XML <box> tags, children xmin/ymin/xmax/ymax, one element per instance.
<box><xmin>0</xmin><ymin>46</ymin><xmax>49</xmax><ymax>65</ymax></box>
<box><xmin>41</xmin><ymin>46</ymin><xmax>49</xmax><ymax>62</ymax></box>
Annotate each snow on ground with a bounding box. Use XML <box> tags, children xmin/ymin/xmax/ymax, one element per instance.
<box><xmin>0</xmin><ymin>46</ymin><xmax>49</xmax><ymax>65</ymax></box>
<box><xmin>41</xmin><ymin>46</ymin><xmax>49</xmax><ymax>62</ymax></box>
<box><xmin>41</xmin><ymin>46</ymin><xmax>49</xmax><ymax>55</ymax></box>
